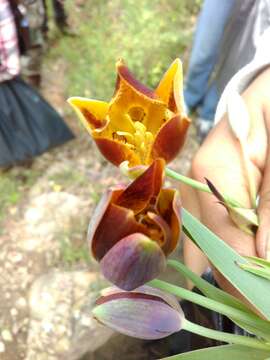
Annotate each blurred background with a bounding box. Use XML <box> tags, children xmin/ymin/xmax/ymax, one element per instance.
<box><xmin>0</xmin><ymin>1</ymin><xmax>201</xmax><ymax>359</ymax></box>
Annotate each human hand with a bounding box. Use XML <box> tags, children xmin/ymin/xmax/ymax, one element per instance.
<box><xmin>181</xmin><ymin>67</ymin><xmax>270</xmax><ymax>288</ymax></box>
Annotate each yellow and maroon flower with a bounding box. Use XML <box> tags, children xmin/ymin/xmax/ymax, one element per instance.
<box><xmin>68</xmin><ymin>59</ymin><xmax>190</xmax><ymax>167</ymax></box>
<box><xmin>88</xmin><ymin>158</ymin><xmax>181</xmax><ymax>290</ymax></box>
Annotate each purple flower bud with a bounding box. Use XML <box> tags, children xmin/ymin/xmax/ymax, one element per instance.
<box><xmin>93</xmin><ymin>286</ymin><xmax>184</xmax><ymax>340</ymax></box>
<box><xmin>100</xmin><ymin>233</ymin><xmax>166</xmax><ymax>290</ymax></box>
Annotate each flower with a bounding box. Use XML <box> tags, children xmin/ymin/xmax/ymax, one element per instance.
<box><xmin>89</xmin><ymin>158</ymin><xmax>181</xmax><ymax>290</ymax></box>
<box><xmin>93</xmin><ymin>285</ymin><xmax>184</xmax><ymax>339</ymax></box>
<box><xmin>68</xmin><ymin>59</ymin><xmax>190</xmax><ymax>167</ymax></box>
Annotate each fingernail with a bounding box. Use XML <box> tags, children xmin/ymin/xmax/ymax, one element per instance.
<box><xmin>265</xmin><ymin>233</ymin><xmax>270</xmax><ymax>260</ymax></box>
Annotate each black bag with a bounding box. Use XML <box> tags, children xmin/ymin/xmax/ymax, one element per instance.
<box><xmin>0</xmin><ymin>77</ymin><xmax>74</xmax><ymax>167</ymax></box>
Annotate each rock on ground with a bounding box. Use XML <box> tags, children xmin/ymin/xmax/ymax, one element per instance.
<box><xmin>26</xmin><ymin>270</ymin><xmax>113</xmax><ymax>360</ymax></box>
<box><xmin>0</xmin><ymin>191</ymin><xmax>89</xmax><ymax>359</ymax></box>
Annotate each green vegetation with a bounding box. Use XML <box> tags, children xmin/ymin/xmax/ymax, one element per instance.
<box><xmin>59</xmin><ymin>236</ymin><xmax>91</xmax><ymax>266</ymax></box>
<box><xmin>47</xmin><ymin>0</ymin><xmax>200</xmax><ymax>99</ymax></box>
<box><xmin>0</xmin><ymin>168</ymin><xmax>41</xmax><ymax>224</ymax></box>
<box><xmin>49</xmin><ymin>168</ymin><xmax>87</xmax><ymax>188</ymax></box>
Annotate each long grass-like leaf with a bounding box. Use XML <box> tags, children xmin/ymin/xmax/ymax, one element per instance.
<box><xmin>168</xmin><ymin>260</ymin><xmax>270</xmax><ymax>339</ymax></box>
<box><xmin>182</xmin><ymin>209</ymin><xmax>270</xmax><ymax>320</ymax></box>
<box><xmin>163</xmin><ymin>345</ymin><xmax>270</xmax><ymax>360</ymax></box>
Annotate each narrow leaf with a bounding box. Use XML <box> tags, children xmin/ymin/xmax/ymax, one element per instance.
<box><xmin>182</xmin><ymin>209</ymin><xmax>270</xmax><ymax>320</ymax></box>
<box><xmin>163</xmin><ymin>345</ymin><xmax>270</xmax><ymax>360</ymax></box>
<box><xmin>246</xmin><ymin>256</ymin><xmax>270</xmax><ymax>269</ymax></box>
<box><xmin>238</xmin><ymin>263</ymin><xmax>270</xmax><ymax>281</ymax></box>
<box><xmin>168</xmin><ymin>260</ymin><xmax>270</xmax><ymax>339</ymax></box>
<box><xmin>167</xmin><ymin>260</ymin><xmax>253</xmax><ymax>313</ymax></box>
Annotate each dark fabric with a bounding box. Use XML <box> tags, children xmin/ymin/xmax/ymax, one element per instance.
<box><xmin>167</xmin><ymin>269</ymin><xmax>252</xmax><ymax>356</ymax></box>
<box><xmin>52</xmin><ymin>0</ymin><xmax>67</xmax><ymax>28</ymax></box>
<box><xmin>0</xmin><ymin>76</ymin><xmax>74</xmax><ymax>167</ymax></box>
<box><xmin>41</xmin><ymin>0</ymin><xmax>49</xmax><ymax>34</ymax></box>
<box><xmin>9</xmin><ymin>0</ymin><xmax>31</xmax><ymax>54</ymax></box>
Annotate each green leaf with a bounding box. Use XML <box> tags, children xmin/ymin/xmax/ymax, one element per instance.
<box><xmin>246</xmin><ymin>256</ymin><xmax>270</xmax><ymax>268</ymax></box>
<box><xmin>167</xmin><ymin>260</ymin><xmax>270</xmax><ymax>338</ymax></box>
<box><xmin>163</xmin><ymin>345</ymin><xmax>270</xmax><ymax>360</ymax></box>
<box><xmin>167</xmin><ymin>260</ymin><xmax>251</xmax><ymax>313</ymax></box>
<box><xmin>182</xmin><ymin>209</ymin><xmax>270</xmax><ymax>320</ymax></box>
<box><xmin>150</xmin><ymin>278</ymin><xmax>270</xmax><ymax>340</ymax></box>
<box><xmin>238</xmin><ymin>263</ymin><xmax>270</xmax><ymax>281</ymax></box>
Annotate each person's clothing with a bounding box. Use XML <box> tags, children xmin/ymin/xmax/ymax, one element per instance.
<box><xmin>0</xmin><ymin>1</ymin><xmax>74</xmax><ymax>167</ymax></box>
<box><xmin>53</xmin><ymin>0</ymin><xmax>68</xmax><ymax>29</ymax></box>
<box><xmin>215</xmin><ymin>27</ymin><xmax>270</xmax><ymax>124</ymax></box>
<box><xmin>42</xmin><ymin>0</ymin><xmax>68</xmax><ymax>35</ymax></box>
<box><xmin>0</xmin><ymin>0</ymin><xmax>20</xmax><ymax>81</ymax></box>
<box><xmin>0</xmin><ymin>76</ymin><xmax>74</xmax><ymax>167</ymax></box>
<box><xmin>215</xmin><ymin>0</ymin><xmax>270</xmax><ymax>96</ymax></box>
<box><xmin>20</xmin><ymin>0</ymin><xmax>46</xmax><ymax>79</ymax></box>
<box><xmin>184</xmin><ymin>0</ymin><xmax>236</xmax><ymax>121</ymax></box>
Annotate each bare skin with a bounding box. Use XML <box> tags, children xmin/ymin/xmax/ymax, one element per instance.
<box><xmin>181</xmin><ymin>67</ymin><xmax>270</xmax><ymax>293</ymax></box>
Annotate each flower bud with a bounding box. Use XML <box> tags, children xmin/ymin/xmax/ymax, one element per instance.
<box><xmin>93</xmin><ymin>286</ymin><xmax>184</xmax><ymax>339</ymax></box>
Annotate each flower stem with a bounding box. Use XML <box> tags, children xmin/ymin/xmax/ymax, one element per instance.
<box><xmin>165</xmin><ymin>167</ymin><xmax>242</xmax><ymax>208</ymax></box>
<box><xmin>149</xmin><ymin>279</ymin><xmax>270</xmax><ymax>339</ymax></box>
<box><xmin>183</xmin><ymin>319</ymin><xmax>270</xmax><ymax>351</ymax></box>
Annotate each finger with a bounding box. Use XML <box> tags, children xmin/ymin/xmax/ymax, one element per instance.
<box><xmin>192</xmin><ymin>117</ymin><xmax>258</xmax><ymax>257</ymax></box>
<box><xmin>256</xmin><ymin>101</ymin><xmax>270</xmax><ymax>259</ymax></box>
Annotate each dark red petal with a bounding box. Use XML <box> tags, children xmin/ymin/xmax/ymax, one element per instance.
<box><xmin>151</xmin><ymin>115</ymin><xmax>190</xmax><ymax>163</ymax></box>
<box><xmin>89</xmin><ymin>201</ymin><xmax>147</xmax><ymax>261</ymax></box>
<box><xmin>100</xmin><ymin>233</ymin><xmax>166</xmax><ymax>290</ymax></box>
<box><xmin>116</xmin><ymin>158</ymin><xmax>165</xmax><ymax>215</ymax></box>
<box><xmin>116</xmin><ymin>59</ymin><xmax>158</xmax><ymax>100</ymax></box>
<box><xmin>94</xmin><ymin>137</ymin><xmax>140</xmax><ymax>167</ymax></box>
<box><xmin>88</xmin><ymin>186</ymin><xmax>124</xmax><ymax>254</ymax></box>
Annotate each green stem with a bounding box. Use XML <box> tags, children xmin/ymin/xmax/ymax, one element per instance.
<box><xmin>167</xmin><ymin>259</ymin><xmax>270</xmax><ymax>340</ymax></box>
<box><xmin>167</xmin><ymin>259</ymin><xmax>251</xmax><ymax>312</ymax></box>
<box><xmin>183</xmin><ymin>319</ymin><xmax>270</xmax><ymax>351</ymax></box>
<box><xmin>165</xmin><ymin>167</ymin><xmax>243</xmax><ymax>208</ymax></box>
<box><xmin>149</xmin><ymin>279</ymin><xmax>270</xmax><ymax>338</ymax></box>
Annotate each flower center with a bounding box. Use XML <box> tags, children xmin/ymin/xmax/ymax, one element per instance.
<box><xmin>116</xmin><ymin>120</ymin><xmax>154</xmax><ymax>163</ymax></box>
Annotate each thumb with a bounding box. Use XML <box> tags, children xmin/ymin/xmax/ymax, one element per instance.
<box><xmin>257</xmin><ymin>186</ymin><xmax>270</xmax><ymax>259</ymax></box>
<box><xmin>256</xmin><ymin>111</ymin><xmax>270</xmax><ymax>259</ymax></box>
<box><xmin>256</xmin><ymin>101</ymin><xmax>270</xmax><ymax>260</ymax></box>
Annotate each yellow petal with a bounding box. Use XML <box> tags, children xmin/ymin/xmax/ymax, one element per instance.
<box><xmin>68</xmin><ymin>97</ymin><xmax>109</xmax><ymax>134</ymax></box>
<box><xmin>109</xmin><ymin>60</ymin><xmax>167</xmax><ymax>135</ymax></box>
<box><xmin>155</xmin><ymin>59</ymin><xmax>184</xmax><ymax>114</ymax></box>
